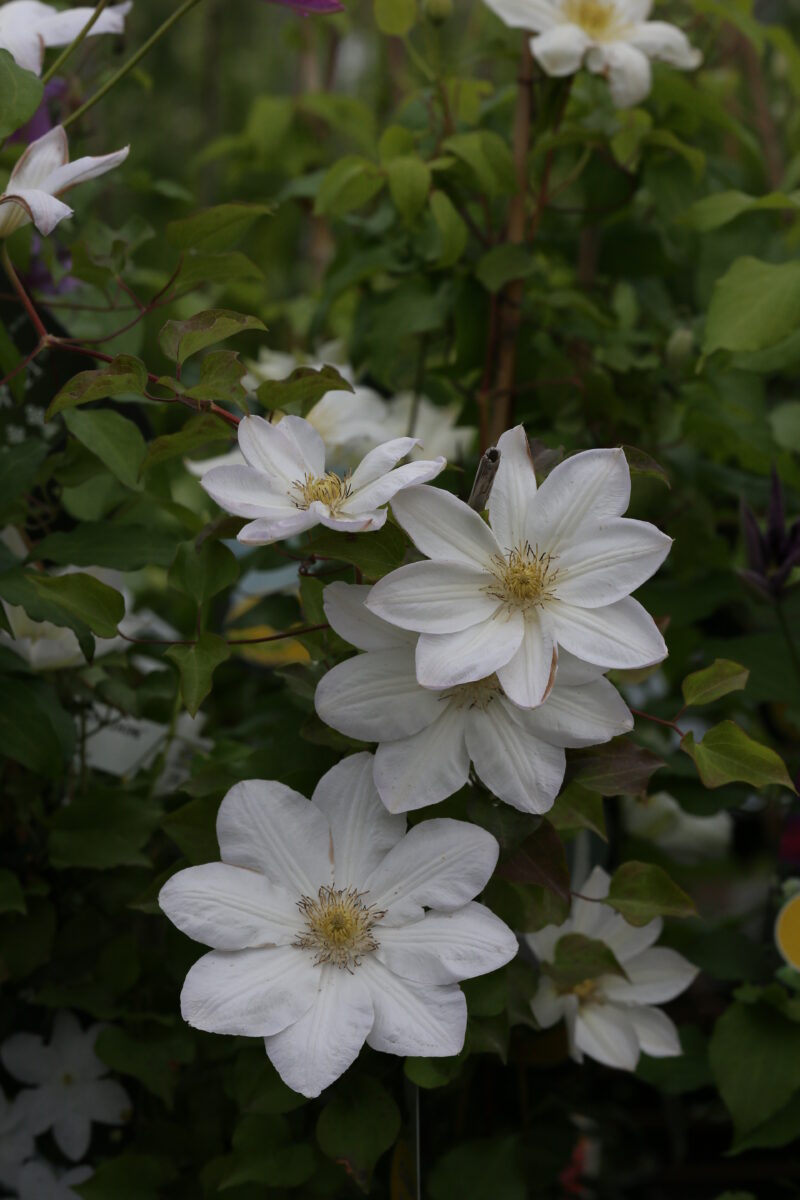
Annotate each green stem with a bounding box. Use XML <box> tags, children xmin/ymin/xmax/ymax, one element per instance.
<box><xmin>62</xmin><ymin>0</ymin><xmax>205</xmax><ymax>132</ymax></box>
<box><xmin>41</xmin><ymin>0</ymin><xmax>111</xmax><ymax>85</ymax></box>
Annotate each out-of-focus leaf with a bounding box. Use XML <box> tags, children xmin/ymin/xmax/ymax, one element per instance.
<box><xmin>681</xmin><ymin>659</ymin><xmax>749</xmax><ymax>707</ymax></box>
<box><xmin>681</xmin><ymin>721</ymin><xmax>795</xmax><ymax>791</ymax></box>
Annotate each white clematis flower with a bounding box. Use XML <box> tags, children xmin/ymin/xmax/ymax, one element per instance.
<box><xmin>315</xmin><ymin>582</ymin><xmax>633</xmax><ymax>814</ymax></box>
<box><xmin>526</xmin><ymin>866</ymin><xmax>698</xmax><ymax>1070</ymax></box>
<box><xmin>0</xmin><ymin>0</ymin><xmax>130</xmax><ymax>76</ymax></box>
<box><xmin>621</xmin><ymin>791</ymin><xmax>732</xmax><ymax>864</ymax></box>
<box><xmin>483</xmin><ymin>0</ymin><xmax>701</xmax><ymax>108</ymax></box>
<box><xmin>366</xmin><ymin>425</ymin><xmax>670</xmax><ymax>708</ymax></box>
<box><xmin>0</xmin><ymin>1086</ymin><xmax>34</xmax><ymax>1189</ymax></box>
<box><xmin>1</xmin><ymin>1011</ymin><xmax>131</xmax><ymax>1161</ymax></box>
<box><xmin>0</xmin><ymin>126</ymin><xmax>129</xmax><ymax>240</ymax></box>
<box><xmin>383</xmin><ymin>393</ymin><xmax>475</xmax><ymax>464</ymax></box>
<box><xmin>158</xmin><ymin>753</ymin><xmax>517</xmax><ymax>1098</ymax></box>
<box><xmin>200</xmin><ymin>413</ymin><xmax>446</xmax><ymax>544</ymax></box>
<box><xmin>11</xmin><ymin>1161</ymin><xmax>93</xmax><ymax>1200</ymax></box>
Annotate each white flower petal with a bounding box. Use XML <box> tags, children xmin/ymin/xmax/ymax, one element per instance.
<box><xmin>524</xmin><ymin>922</ymin><xmax>566</xmax><ymax>965</ymax></box>
<box><xmin>554</xmin><ymin>648</ymin><xmax>608</xmax><ymax>686</ymax></box>
<box><xmin>200</xmin><ymin>464</ymin><xmax>297</xmax><ymax>519</ymax></box>
<box><xmin>274</xmin><ymin>414</ymin><xmax>327</xmax><ymax>477</ymax></box>
<box><xmin>74</xmin><ymin>1077</ymin><xmax>130</xmax><ymax>1125</ymax></box>
<box><xmin>315</xmin><ymin>648</ymin><xmax>440</xmax><ymax>742</ymax></box>
<box><xmin>9</xmin><ymin>126</ymin><xmax>68</xmax><ymax>189</ymax></box>
<box><xmin>531</xmin><ymin>974</ymin><xmax>567</xmax><ymax>1028</ymax></box>
<box><xmin>628</xmin><ymin>1005</ymin><xmax>681</xmax><ymax>1057</ymax></box>
<box><xmin>466</xmin><ymin>699</ymin><xmax>565</xmax><ymax>813</ymax></box>
<box><xmin>349</xmin><ymin>457</ymin><xmax>446</xmax><ymax>512</ymax></box>
<box><xmin>236</xmin><ymin>415</ymin><xmax>310</xmax><ymax>483</ymax></box>
<box><xmin>569</xmin><ymin>866</ymin><xmax>615</xmax><ymax>939</ymax></box>
<box><xmin>367</xmin><ymin>560</ymin><xmax>500</xmax><ymax>634</ymax></box>
<box><xmin>629</xmin><ymin>20</ymin><xmax>702</xmax><ymax>69</ymax></box>
<box><xmin>415</xmin><ymin>610</ymin><xmax>525</xmax><ymax>689</ymax></box>
<box><xmin>586</xmin><ymin>40</ymin><xmax>652</xmax><ymax>108</ymax></box>
<box><xmin>180</xmin><ymin>946</ymin><xmax>320</xmax><ymax>1036</ymax></box>
<box><xmin>602</xmin><ymin>947</ymin><xmax>698</xmax><ymax>1005</ymax></box>
<box><xmin>376</xmin><ymin>902</ymin><xmax>517</xmax><ymax>984</ymax></box>
<box><xmin>52</xmin><ymin>1112</ymin><xmax>92</xmax><ymax>1161</ymax></box>
<box><xmin>548</xmin><ymin>595</ymin><xmax>667</xmax><ymax>669</ymax></box>
<box><xmin>322</xmin><ymin>581</ymin><xmax>414</xmax><ymax>650</ymax></box>
<box><xmin>390</xmin><ymin>485</ymin><xmax>501</xmax><ymax>569</ymax></box>
<box><xmin>488</xmin><ymin>425</ymin><xmax>538</xmax><ymax>549</ymax></box>
<box><xmin>1</xmin><ymin>1033</ymin><xmax>52</xmax><ymax>1084</ymax></box>
<box><xmin>601</xmin><ymin>913</ymin><xmax>663</xmax><ymax>964</ymax></box>
<box><xmin>617</xmin><ymin>0</ymin><xmax>653</xmax><ymax>19</ymax></box>
<box><xmin>496</xmin><ymin>609</ymin><xmax>557</xmax><ymax>707</ymax></box>
<box><xmin>531</xmin><ymin>23</ymin><xmax>592</xmax><ymax>77</ymax></box>
<box><xmin>158</xmin><ymin>862</ymin><xmax>300</xmax><ymax>950</ymax></box>
<box><xmin>217</xmin><ymin>780</ymin><xmax>333</xmax><ymax>896</ymax></box>
<box><xmin>349</xmin><ymin>437</ymin><xmax>418</xmax><ymax>490</ymax></box>
<box><xmin>482</xmin><ymin>0</ymin><xmax>562</xmax><ymax>31</ymax></box>
<box><xmin>315</xmin><ymin>505</ymin><xmax>385</xmax><ymax>534</ymax></box>
<box><xmin>238</xmin><ymin>511</ymin><xmax>319</xmax><ymax>544</ymax></box>
<box><xmin>364</xmin><ymin>818</ymin><xmax>499</xmax><ymax>917</ymax></box>
<box><xmin>44</xmin><ymin>146</ymin><xmax>129</xmax><ymax>196</ymax></box>
<box><xmin>574</xmin><ymin>1003</ymin><xmax>641</xmax><ymax>1070</ymax></box>
<box><xmin>0</xmin><ymin>21</ymin><xmax>44</xmax><ymax>73</ymax></box>
<box><xmin>524</xmin><ymin>676</ymin><xmax>633</xmax><ymax>748</ymax></box>
<box><xmin>0</xmin><ymin>189</ymin><xmax>72</xmax><ymax>238</ymax></box>
<box><xmin>361</xmin><ymin>958</ymin><xmax>467</xmax><ymax>1056</ymax></box>
<box><xmin>527</xmin><ymin>448</ymin><xmax>630</xmax><ymax>552</ymax></box>
<box><xmin>311</xmin><ymin>753</ymin><xmax>406</xmax><ymax>886</ymax></box>
<box><xmin>39</xmin><ymin>2</ymin><xmax>130</xmax><ymax>46</ymax></box>
<box><xmin>264</xmin><ymin>968</ymin><xmax>373</xmax><ymax>1098</ymax></box>
<box><xmin>373</xmin><ymin>704</ymin><xmax>471</xmax><ymax>813</ymax></box>
<box><xmin>553</xmin><ymin>518</ymin><xmax>672</xmax><ymax>608</ymax></box>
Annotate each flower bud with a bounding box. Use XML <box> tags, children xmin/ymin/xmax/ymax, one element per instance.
<box><xmin>665</xmin><ymin>327</ymin><xmax>695</xmax><ymax>367</ymax></box>
<box><xmin>423</xmin><ymin>0</ymin><xmax>453</xmax><ymax>23</ymax></box>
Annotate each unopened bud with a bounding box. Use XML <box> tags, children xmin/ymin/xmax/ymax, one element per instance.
<box><xmin>666</xmin><ymin>327</ymin><xmax>695</xmax><ymax>367</ymax></box>
<box><xmin>424</xmin><ymin>0</ymin><xmax>453</xmax><ymax>22</ymax></box>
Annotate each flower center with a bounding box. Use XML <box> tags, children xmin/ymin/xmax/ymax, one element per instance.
<box><xmin>571</xmin><ymin>978</ymin><xmax>600</xmax><ymax>1003</ymax></box>
<box><xmin>293</xmin><ymin>885</ymin><xmax>386</xmax><ymax>971</ymax></box>
<box><xmin>291</xmin><ymin>471</ymin><xmax>351</xmax><ymax>514</ymax></box>
<box><xmin>561</xmin><ymin>0</ymin><xmax>622</xmax><ymax>39</ymax></box>
<box><xmin>487</xmin><ymin>543</ymin><xmax>558</xmax><ymax>611</ymax></box>
<box><xmin>443</xmin><ymin>674</ymin><xmax>503</xmax><ymax>711</ymax></box>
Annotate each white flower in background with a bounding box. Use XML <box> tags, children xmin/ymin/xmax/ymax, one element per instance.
<box><xmin>11</xmin><ymin>1161</ymin><xmax>93</xmax><ymax>1200</ymax></box>
<box><xmin>0</xmin><ymin>1087</ymin><xmax>34</xmax><ymax>1189</ymax></box>
<box><xmin>0</xmin><ymin>126</ymin><xmax>129</xmax><ymax>240</ymax></box>
<box><xmin>1</xmin><ymin>1011</ymin><xmax>131</xmax><ymax>1160</ymax></box>
<box><xmin>527</xmin><ymin>866</ymin><xmax>697</xmax><ymax>1070</ymax></box>
<box><xmin>367</xmin><ymin>425</ymin><xmax>670</xmax><ymax>708</ymax></box>
<box><xmin>483</xmin><ymin>0</ymin><xmax>701</xmax><ymax>108</ymax></box>
<box><xmin>0</xmin><ymin>0</ymin><xmax>131</xmax><ymax>75</ymax></box>
<box><xmin>383</xmin><ymin>393</ymin><xmax>475</xmax><ymax>464</ymax></box>
<box><xmin>0</xmin><ymin>602</ymin><xmax>96</xmax><ymax>670</ymax></box>
<box><xmin>159</xmin><ymin>754</ymin><xmax>517</xmax><ymax>1098</ymax></box>
<box><xmin>315</xmin><ymin>582</ymin><xmax>632</xmax><ymax>813</ymax></box>
<box><xmin>200</xmin><ymin>414</ymin><xmax>446</xmax><ymax>544</ymax></box>
<box><xmin>621</xmin><ymin>791</ymin><xmax>732</xmax><ymax>864</ymax></box>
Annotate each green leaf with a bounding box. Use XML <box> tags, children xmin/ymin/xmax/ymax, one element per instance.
<box><xmin>606</xmin><ymin>861</ymin><xmax>696</xmax><ymax>926</ymax></box>
<box><xmin>33</xmin><ymin>523</ymin><xmax>179</xmax><ymax>570</ymax></box>
<box><xmin>49</xmin><ymin>792</ymin><xmax>162</xmax><ymax>869</ymax></box>
<box><xmin>224</xmin><ymin>1115</ymin><xmax>317</xmax><ymax>1188</ymax></box>
<box><xmin>95</xmin><ymin>1026</ymin><xmax>194</xmax><ymax>1106</ymax></box>
<box><xmin>0</xmin><ymin>49</ymin><xmax>43</xmax><ymax>138</ymax></box>
<box><xmin>476</xmin><ymin>245</ymin><xmax>535</xmax><ymax>293</ymax></box>
<box><xmin>0</xmin><ymin>440</ymin><xmax>47</xmax><ymax>516</ymax></box>
<box><xmin>314</xmin><ymin>155</ymin><xmax>385</xmax><ymax>217</ymax></box>
<box><xmin>159</xmin><ymin>309</ymin><xmax>266</xmax><ymax>366</ymax></box>
<box><xmin>374</xmin><ymin>0</ymin><xmax>416</xmax><ymax>35</ymax></box>
<box><xmin>710</xmin><ymin>1000</ymin><xmax>800</xmax><ymax>1139</ymax></box>
<box><xmin>549</xmin><ymin>783</ymin><xmax>607</xmax><ymax>840</ymax></box>
<box><xmin>0</xmin><ymin>681</ymin><xmax>66</xmax><ymax>777</ymax></box>
<box><xmin>386</xmin><ymin>155</ymin><xmax>431</xmax><ymax>222</ymax></box>
<box><xmin>704</xmin><ymin>257</ymin><xmax>800</xmax><ymax>358</ymax></box>
<box><xmin>681</xmin><ymin>721</ymin><xmax>795</xmax><ymax>792</ymax></box>
<box><xmin>681</xmin><ymin>189</ymin><xmax>800</xmax><ymax>232</ymax></box>
<box><xmin>169</xmin><ymin>539</ymin><xmax>239</xmax><ymax>606</ymax></box>
<box><xmin>166</xmin><ymin>632</ymin><xmax>231</xmax><ymax>715</ymax></box>
<box><xmin>681</xmin><ymin>659</ymin><xmax>749</xmax><ymax>707</ymax></box>
<box><xmin>257</xmin><ymin>364</ymin><xmax>354</xmax><ymax>416</ymax></box>
<box><xmin>405</xmin><ymin>1051</ymin><xmax>466</xmax><ymax>1089</ymax></box>
<box><xmin>304</xmin><ymin>522</ymin><xmax>408</xmax><ymax>580</ymax></box>
<box><xmin>623</xmin><ymin>445</ymin><xmax>670</xmax><ymax>488</ymax></box>
<box><xmin>162</xmin><ymin>796</ymin><xmax>220</xmax><ymax>865</ymax></box>
<box><xmin>443</xmin><ymin>131</ymin><xmax>516</xmax><ymax>196</ymax></box>
<box><xmin>140</xmin><ymin>412</ymin><xmax>233</xmax><ymax>473</ymax></box>
<box><xmin>166</xmin><ymin>202</ymin><xmax>272</xmax><ymax>251</ymax></box>
<box><xmin>75</xmin><ymin>1155</ymin><xmax>176</xmax><ymax>1200</ymax></box>
<box><xmin>637</xmin><ymin>1025</ymin><xmax>713</xmax><ymax>1095</ymax></box>
<box><xmin>544</xmin><ymin>932</ymin><xmax>628</xmax><ymax>992</ymax></box>
<box><xmin>177</xmin><ymin>250</ymin><xmax>264</xmax><ymax>291</ymax></box>
<box><xmin>316</xmin><ymin>1077</ymin><xmax>401</xmax><ymax>1186</ymax></box>
<box><xmin>429</xmin><ymin>1136</ymin><xmax>525</xmax><ymax>1200</ymax></box>
<box><xmin>770</xmin><ymin>401</ymin><xmax>800</xmax><ymax>451</ymax></box>
<box><xmin>0</xmin><ymin>870</ymin><xmax>25</xmax><ymax>915</ymax></box>
<box><xmin>572</xmin><ymin>737</ymin><xmax>665</xmax><ymax>797</ymax></box>
<box><xmin>25</xmin><ymin>572</ymin><xmax>125</xmax><ymax>639</ymax></box>
<box><xmin>158</xmin><ymin>350</ymin><xmax>247</xmax><ymax>406</ymax></box>
<box><xmin>46</xmin><ymin>355</ymin><xmax>148</xmax><ymax>419</ymax></box>
<box><xmin>497</xmin><ymin>819</ymin><xmax>569</xmax><ymax>898</ymax></box>
<box><xmin>429</xmin><ymin>190</ymin><xmax>468</xmax><ymax>267</ymax></box>
<box><xmin>63</xmin><ymin>407</ymin><xmax>147</xmax><ymax>490</ymax></box>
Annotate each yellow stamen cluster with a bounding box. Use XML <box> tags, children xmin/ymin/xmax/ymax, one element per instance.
<box><xmin>571</xmin><ymin>978</ymin><xmax>600</xmax><ymax>1003</ymax></box>
<box><xmin>293</xmin><ymin>885</ymin><xmax>385</xmax><ymax>971</ymax></box>
<box><xmin>443</xmin><ymin>674</ymin><xmax>503</xmax><ymax>711</ymax></box>
<box><xmin>487</xmin><ymin>543</ymin><xmax>558</xmax><ymax>611</ymax></box>
<box><xmin>291</xmin><ymin>471</ymin><xmax>352</xmax><ymax>514</ymax></box>
<box><xmin>562</xmin><ymin>0</ymin><xmax>623</xmax><ymax>39</ymax></box>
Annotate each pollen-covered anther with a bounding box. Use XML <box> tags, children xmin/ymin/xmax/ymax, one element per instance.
<box><xmin>561</xmin><ymin>0</ymin><xmax>625</xmax><ymax>39</ymax></box>
<box><xmin>293</xmin><ymin>885</ymin><xmax>386</xmax><ymax>971</ymax></box>
<box><xmin>488</xmin><ymin>542</ymin><xmax>559</xmax><ymax>610</ymax></box>
<box><xmin>571</xmin><ymin>978</ymin><xmax>601</xmax><ymax>1003</ymax></box>
<box><xmin>291</xmin><ymin>471</ymin><xmax>352</xmax><ymax>514</ymax></box>
<box><xmin>443</xmin><ymin>674</ymin><xmax>503</xmax><ymax>711</ymax></box>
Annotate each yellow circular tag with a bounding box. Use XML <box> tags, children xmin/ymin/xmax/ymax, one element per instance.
<box><xmin>775</xmin><ymin>894</ymin><xmax>800</xmax><ymax>968</ymax></box>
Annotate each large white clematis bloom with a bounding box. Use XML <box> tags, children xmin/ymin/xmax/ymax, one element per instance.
<box><xmin>158</xmin><ymin>754</ymin><xmax>517</xmax><ymax>1098</ymax></box>
<box><xmin>367</xmin><ymin>425</ymin><xmax>670</xmax><ymax>708</ymax></box>
<box><xmin>11</xmin><ymin>1161</ymin><xmax>93</xmax><ymax>1200</ymax></box>
<box><xmin>200</xmin><ymin>413</ymin><xmax>446</xmax><ymax>544</ymax></box>
<box><xmin>527</xmin><ymin>866</ymin><xmax>698</xmax><ymax>1070</ymax></box>
<box><xmin>0</xmin><ymin>126</ymin><xmax>129</xmax><ymax>240</ymax></box>
<box><xmin>0</xmin><ymin>0</ymin><xmax>130</xmax><ymax>76</ymax></box>
<box><xmin>483</xmin><ymin>0</ymin><xmax>701</xmax><ymax>108</ymax></box>
<box><xmin>1</xmin><ymin>1011</ymin><xmax>131</xmax><ymax>1161</ymax></box>
<box><xmin>0</xmin><ymin>1086</ymin><xmax>34</xmax><ymax>1189</ymax></box>
<box><xmin>621</xmin><ymin>791</ymin><xmax>732</xmax><ymax>864</ymax></box>
<box><xmin>315</xmin><ymin>582</ymin><xmax>633</xmax><ymax>813</ymax></box>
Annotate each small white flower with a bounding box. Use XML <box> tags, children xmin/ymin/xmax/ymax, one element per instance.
<box><xmin>621</xmin><ymin>791</ymin><xmax>732</xmax><ymax>863</ymax></box>
<box><xmin>11</xmin><ymin>1160</ymin><xmax>93</xmax><ymax>1200</ymax></box>
<box><xmin>0</xmin><ymin>126</ymin><xmax>129</xmax><ymax>240</ymax></box>
<box><xmin>527</xmin><ymin>866</ymin><xmax>698</xmax><ymax>1071</ymax></box>
<box><xmin>200</xmin><ymin>414</ymin><xmax>446</xmax><ymax>544</ymax></box>
<box><xmin>383</xmin><ymin>393</ymin><xmax>476</xmax><ymax>464</ymax></box>
<box><xmin>0</xmin><ymin>1086</ymin><xmax>34</xmax><ymax>1189</ymax></box>
<box><xmin>367</xmin><ymin>425</ymin><xmax>670</xmax><ymax>708</ymax></box>
<box><xmin>1</xmin><ymin>1011</ymin><xmax>131</xmax><ymax>1161</ymax></box>
<box><xmin>483</xmin><ymin>0</ymin><xmax>701</xmax><ymax>108</ymax></box>
<box><xmin>315</xmin><ymin>582</ymin><xmax>632</xmax><ymax>813</ymax></box>
<box><xmin>0</xmin><ymin>0</ymin><xmax>131</xmax><ymax>76</ymax></box>
<box><xmin>159</xmin><ymin>753</ymin><xmax>517</xmax><ymax>1098</ymax></box>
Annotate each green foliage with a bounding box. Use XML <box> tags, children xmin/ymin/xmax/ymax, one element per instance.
<box><xmin>316</xmin><ymin>1077</ymin><xmax>401</xmax><ymax>1186</ymax></box>
<box><xmin>704</xmin><ymin>258</ymin><xmax>800</xmax><ymax>357</ymax></box>
<box><xmin>606</xmin><ymin>862</ymin><xmax>697</xmax><ymax>926</ymax></box>
<box><xmin>681</xmin><ymin>721</ymin><xmax>796</xmax><ymax>791</ymax></box>
<box><xmin>0</xmin><ymin>49</ymin><xmax>43</xmax><ymax>137</ymax></box>
<box><xmin>257</xmin><ymin>364</ymin><xmax>354</xmax><ymax>415</ymax></box>
<box><xmin>159</xmin><ymin>309</ymin><xmax>267</xmax><ymax>365</ymax></box>
<box><xmin>681</xmin><ymin>659</ymin><xmax>750</xmax><ymax>707</ymax></box>
<box><xmin>544</xmin><ymin>933</ymin><xmax>628</xmax><ymax>990</ymax></box>
<box><xmin>166</xmin><ymin>632</ymin><xmax>232</xmax><ymax>715</ymax></box>
<box><xmin>46</xmin><ymin>356</ymin><xmax>148</xmax><ymax>419</ymax></box>
<box><xmin>169</xmin><ymin>539</ymin><xmax>240</xmax><ymax>606</ymax></box>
